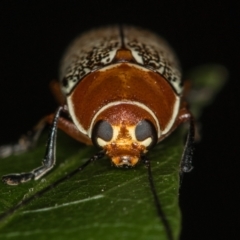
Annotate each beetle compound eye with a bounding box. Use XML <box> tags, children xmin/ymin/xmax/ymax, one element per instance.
<box><xmin>135</xmin><ymin>120</ymin><xmax>157</xmax><ymax>148</ymax></box>
<box><xmin>92</xmin><ymin>120</ymin><xmax>113</xmax><ymax>147</ymax></box>
<box><xmin>135</xmin><ymin>120</ymin><xmax>157</xmax><ymax>141</ymax></box>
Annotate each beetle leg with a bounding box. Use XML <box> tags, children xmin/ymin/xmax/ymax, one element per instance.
<box><xmin>0</xmin><ymin>108</ymin><xmax>92</xmax><ymax>159</ymax></box>
<box><xmin>162</xmin><ymin>106</ymin><xmax>195</xmax><ymax>172</ymax></box>
<box><xmin>51</xmin><ymin>113</ymin><xmax>93</xmax><ymax>145</ymax></box>
<box><xmin>37</xmin><ymin>108</ymin><xmax>92</xmax><ymax>146</ymax></box>
<box><xmin>181</xmin><ymin>115</ymin><xmax>195</xmax><ymax>172</ymax></box>
<box><xmin>2</xmin><ymin>107</ymin><xmax>63</xmax><ymax>185</ymax></box>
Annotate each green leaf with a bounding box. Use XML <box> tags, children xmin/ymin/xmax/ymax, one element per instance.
<box><xmin>186</xmin><ymin>64</ymin><xmax>228</xmax><ymax>119</ymax></box>
<box><xmin>0</xmin><ymin>131</ymin><xmax>182</xmax><ymax>240</ymax></box>
<box><xmin>0</xmin><ymin>64</ymin><xmax>227</xmax><ymax>240</ymax></box>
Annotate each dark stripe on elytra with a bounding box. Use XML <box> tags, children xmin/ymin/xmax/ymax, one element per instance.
<box><xmin>119</xmin><ymin>25</ymin><xmax>126</xmax><ymax>49</ymax></box>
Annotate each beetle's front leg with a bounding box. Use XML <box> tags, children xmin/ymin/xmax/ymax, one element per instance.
<box><xmin>2</xmin><ymin>107</ymin><xmax>63</xmax><ymax>185</ymax></box>
<box><xmin>0</xmin><ymin>105</ymin><xmax>92</xmax><ymax>160</ymax></box>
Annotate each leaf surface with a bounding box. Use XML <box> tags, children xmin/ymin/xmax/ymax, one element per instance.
<box><xmin>0</xmin><ymin>130</ymin><xmax>183</xmax><ymax>240</ymax></box>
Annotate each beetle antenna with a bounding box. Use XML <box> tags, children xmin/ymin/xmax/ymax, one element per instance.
<box><xmin>0</xmin><ymin>150</ymin><xmax>105</xmax><ymax>222</ymax></box>
<box><xmin>142</xmin><ymin>156</ymin><xmax>174</xmax><ymax>240</ymax></box>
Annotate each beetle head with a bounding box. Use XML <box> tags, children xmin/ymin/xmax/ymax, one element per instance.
<box><xmin>92</xmin><ymin>119</ymin><xmax>157</xmax><ymax>167</ymax></box>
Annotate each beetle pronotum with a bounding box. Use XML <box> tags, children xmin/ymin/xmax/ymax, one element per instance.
<box><xmin>0</xmin><ymin>26</ymin><xmax>195</xmax><ymax>239</ymax></box>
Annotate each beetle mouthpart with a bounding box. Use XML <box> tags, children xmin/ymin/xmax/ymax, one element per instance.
<box><xmin>105</xmin><ymin>140</ymin><xmax>146</xmax><ymax>167</ymax></box>
<box><xmin>111</xmin><ymin>155</ymin><xmax>139</xmax><ymax>167</ymax></box>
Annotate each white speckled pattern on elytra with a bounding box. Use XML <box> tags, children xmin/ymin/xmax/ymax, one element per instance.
<box><xmin>60</xmin><ymin>26</ymin><xmax>121</xmax><ymax>94</ymax></box>
<box><xmin>59</xmin><ymin>26</ymin><xmax>182</xmax><ymax>95</ymax></box>
<box><xmin>123</xmin><ymin>26</ymin><xmax>182</xmax><ymax>94</ymax></box>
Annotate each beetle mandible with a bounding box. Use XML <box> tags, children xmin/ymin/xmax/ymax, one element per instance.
<box><xmin>1</xmin><ymin>25</ymin><xmax>195</xmax><ymax>185</ymax></box>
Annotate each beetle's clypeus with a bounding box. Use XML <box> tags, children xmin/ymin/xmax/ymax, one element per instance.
<box><xmin>1</xmin><ymin>25</ymin><xmax>195</xmax><ymax>186</ymax></box>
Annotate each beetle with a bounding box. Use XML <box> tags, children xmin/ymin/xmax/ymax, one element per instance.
<box><xmin>1</xmin><ymin>25</ymin><xmax>195</xmax><ymax>186</ymax></box>
<box><xmin>0</xmin><ymin>26</ymin><xmax>195</xmax><ymax>239</ymax></box>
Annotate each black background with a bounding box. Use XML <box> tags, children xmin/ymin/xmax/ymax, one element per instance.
<box><xmin>0</xmin><ymin>1</ymin><xmax>239</xmax><ymax>240</ymax></box>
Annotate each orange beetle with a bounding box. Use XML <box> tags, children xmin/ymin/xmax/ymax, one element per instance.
<box><xmin>1</xmin><ymin>26</ymin><xmax>194</xmax><ymax>186</ymax></box>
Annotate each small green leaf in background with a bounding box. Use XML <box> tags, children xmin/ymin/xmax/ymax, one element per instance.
<box><xmin>0</xmin><ymin>64</ymin><xmax>227</xmax><ymax>240</ymax></box>
<box><xmin>186</xmin><ymin>64</ymin><xmax>228</xmax><ymax>119</ymax></box>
